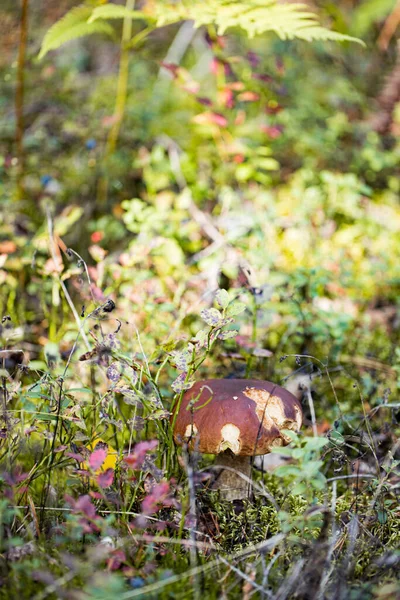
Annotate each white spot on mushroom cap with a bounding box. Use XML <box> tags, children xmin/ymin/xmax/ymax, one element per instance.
<box><xmin>243</xmin><ymin>387</ymin><xmax>301</xmax><ymax>433</ymax></box>
<box><xmin>218</xmin><ymin>423</ymin><xmax>241</xmax><ymax>454</ymax></box>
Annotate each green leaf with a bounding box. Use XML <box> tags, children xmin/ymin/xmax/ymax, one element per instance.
<box><xmin>226</xmin><ymin>301</ymin><xmax>246</xmax><ymax>317</ymax></box>
<box><xmin>311</xmin><ymin>474</ymin><xmax>327</xmax><ymax>489</ymax></box>
<box><xmin>291</xmin><ymin>482</ymin><xmax>308</xmax><ymax>495</ymax></box>
<box><xmin>235</xmin><ymin>164</ymin><xmax>254</xmax><ymax>182</ymax></box>
<box><xmin>39</xmin><ymin>6</ymin><xmax>115</xmax><ymax>59</ymax></box>
<box><xmin>193</xmin><ymin>329</ymin><xmax>208</xmax><ymax>347</ymax></box>
<box><xmin>88</xmin><ymin>5</ymin><xmax>147</xmax><ymax>23</ymax></box>
<box><xmin>169</xmin><ymin>349</ymin><xmax>191</xmax><ymax>371</ymax></box>
<box><xmin>274</xmin><ymin>465</ymin><xmax>301</xmax><ymax>477</ymax></box>
<box><xmin>292</xmin><ymin>448</ymin><xmax>304</xmax><ymax>460</ymax></box>
<box><xmin>281</xmin><ymin>429</ymin><xmax>298</xmax><ymax>443</ymax></box>
<box><xmin>54</xmin><ymin>206</ymin><xmax>84</xmax><ymax>237</ymax></box>
<box><xmin>215</xmin><ymin>289</ymin><xmax>230</xmax><ymax>309</ymax></box>
<box><xmin>304</xmin><ymin>437</ymin><xmax>329</xmax><ymax>451</ymax></box>
<box><xmin>329</xmin><ymin>430</ymin><xmax>345</xmax><ymax>445</ymax></box>
<box><xmin>200</xmin><ymin>308</ymin><xmax>223</xmax><ymax>326</ymax></box>
<box><xmin>218</xmin><ymin>329</ymin><xmax>239</xmax><ymax>340</ymax></box>
<box><xmin>303</xmin><ymin>460</ymin><xmax>324</xmax><ymax>477</ymax></box>
<box><xmin>256</xmin><ymin>157</ymin><xmax>280</xmax><ymax>171</ymax></box>
<box><xmin>36</xmin><ymin>414</ymin><xmax>57</xmax><ymax>422</ymax></box>
<box><xmin>27</xmin><ymin>360</ymin><xmax>47</xmax><ymax>370</ymax></box>
<box><xmin>271</xmin><ymin>447</ymin><xmax>294</xmax><ymax>457</ymax></box>
<box><xmin>377</xmin><ymin>509</ymin><xmax>388</xmax><ymax>525</ymax></box>
<box><xmin>171</xmin><ymin>373</ymin><xmax>194</xmax><ymax>393</ymax></box>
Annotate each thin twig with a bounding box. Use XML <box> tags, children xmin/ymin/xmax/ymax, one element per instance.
<box><xmin>326</xmin><ymin>474</ymin><xmax>375</xmax><ymax>483</ymax></box>
<box><xmin>304</xmin><ymin>384</ymin><xmax>318</xmax><ymax>437</ymax></box>
<box><xmin>378</xmin><ymin>0</ymin><xmax>400</xmax><ymax>51</ymax></box>
<box><xmin>275</xmin><ymin>559</ymin><xmax>305</xmax><ymax>600</ymax></box>
<box><xmin>218</xmin><ymin>555</ymin><xmax>266</xmax><ymax>595</ymax></box>
<box><xmin>339</xmin><ymin>354</ymin><xmax>397</xmax><ymax>376</ymax></box>
<box><xmin>317</xmin><ymin>482</ymin><xmax>339</xmax><ymax>600</ymax></box>
<box><xmin>65</xmin><ymin>247</ymin><xmax>95</xmax><ymax>304</ymax></box>
<box><xmin>46</xmin><ymin>206</ymin><xmax>91</xmax><ymax>350</ymax></box>
<box><xmin>259</xmin><ymin>551</ymin><xmax>281</xmax><ymax>599</ymax></box>
<box><xmin>15</xmin><ymin>0</ymin><xmax>29</xmax><ymax>197</ymax></box>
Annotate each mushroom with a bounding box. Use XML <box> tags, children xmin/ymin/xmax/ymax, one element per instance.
<box><xmin>172</xmin><ymin>378</ymin><xmax>303</xmax><ymax>501</ymax></box>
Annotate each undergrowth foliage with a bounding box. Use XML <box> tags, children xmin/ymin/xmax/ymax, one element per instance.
<box><xmin>1</xmin><ymin>266</ymin><xmax>399</xmax><ymax>598</ymax></box>
<box><xmin>1</xmin><ymin>0</ymin><xmax>400</xmax><ymax>598</ymax></box>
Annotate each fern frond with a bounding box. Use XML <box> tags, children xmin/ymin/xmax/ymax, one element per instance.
<box><xmin>152</xmin><ymin>0</ymin><xmax>364</xmax><ymax>44</ymax></box>
<box><xmin>39</xmin><ymin>0</ymin><xmax>364</xmax><ymax>59</ymax></box>
<box><xmin>88</xmin><ymin>4</ymin><xmax>147</xmax><ymax>23</ymax></box>
<box><xmin>39</xmin><ymin>5</ymin><xmax>115</xmax><ymax>59</ymax></box>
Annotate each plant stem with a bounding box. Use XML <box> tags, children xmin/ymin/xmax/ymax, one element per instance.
<box><xmin>40</xmin><ymin>379</ymin><xmax>63</xmax><ymax>527</ymax></box>
<box><xmin>97</xmin><ymin>0</ymin><xmax>136</xmax><ymax>205</ymax></box>
<box><xmin>245</xmin><ymin>292</ymin><xmax>257</xmax><ymax>377</ymax></box>
<box><xmin>107</xmin><ymin>0</ymin><xmax>135</xmax><ymax>155</ymax></box>
<box><xmin>15</xmin><ymin>0</ymin><xmax>29</xmax><ymax>199</ymax></box>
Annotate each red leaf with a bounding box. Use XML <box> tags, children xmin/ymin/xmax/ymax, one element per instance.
<box><xmin>261</xmin><ymin>125</ymin><xmax>283</xmax><ymax>139</ymax></box>
<box><xmin>89</xmin><ymin>447</ymin><xmax>107</xmax><ymax>471</ymax></box>
<box><xmin>124</xmin><ymin>440</ymin><xmax>158</xmax><ymax>470</ymax></box>
<box><xmin>247</xmin><ymin>51</ymin><xmax>260</xmax><ymax>68</ymax></box>
<box><xmin>196</xmin><ymin>96</ymin><xmax>213</xmax><ymax>107</ymax></box>
<box><xmin>252</xmin><ymin>73</ymin><xmax>273</xmax><ymax>84</ymax></box>
<box><xmin>97</xmin><ymin>468</ymin><xmax>114</xmax><ymax>488</ymax></box>
<box><xmin>107</xmin><ymin>549</ymin><xmax>126</xmax><ymax>571</ymax></box>
<box><xmin>75</xmin><ymin>469</ymin><xmax>90</xmax><ymax>477</ymax></box>
<box><xmin>66</xmin><ymin>451</ymin><xmax>85</xmax><ymax>462</ymax></box>
<box><xmin>90</xmin><ymin>491</ymin><xmax>103</xmax><ymax>499</ymax></box>
<box><xmin>192</xmin><ymin>112</ymin><xmax>228</xmax><ymax>128</ymax></box>
<box><xmin>218</xmin><ymin>88</ymin><xmax>234</xmax><ymax>109</ymax></box>
<box><xmin>141</xmin><ymin>481</ymin><xmax>174</xmax><ymax>515</ymax></box>
<box><xmin>54</xmin><ymin>445</ymin><xmax>67</xmax><ymax>453</ymax></box>
<box><xmin>237</xmin><ymin>91</ymin><xmax>260</xmax><ymax>102</ymax></box>
<box><xmin>75</xmin><ymin>495</ymin><xmax>97</xmax><ymax>518</ymax></box>
<box><xmin>91</xmin><ymin>231</ymin><xmax>104</xmax><ymax>243</ymax></box>
<box><xmin>0</xmin><ymin>241</ymin><xmax>17</xmax><ymax>254</ymax></box>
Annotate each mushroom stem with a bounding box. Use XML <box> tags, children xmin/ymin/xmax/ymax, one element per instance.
<box><xmin>212</xmin><ymin>451</ymin><xmax>252</xmax><ymax>501</ymax></box>
<box><xmin>285</xmin><ymin>374</ymin><xmax>312</xmax><ymax>400</ymax></box>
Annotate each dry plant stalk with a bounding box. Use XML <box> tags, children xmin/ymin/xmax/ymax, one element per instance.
<box><xmin>370</xmin><ymin>40</ymin><xmax>400</xmax><ymax>134</ymax></box>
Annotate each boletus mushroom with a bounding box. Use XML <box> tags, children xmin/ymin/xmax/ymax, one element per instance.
<box><xmin>172</xmin><ymin>379</ymin><xmax>303</xmax><ymax>501</ymax></box>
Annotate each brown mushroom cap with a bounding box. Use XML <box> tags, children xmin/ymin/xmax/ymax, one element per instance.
<box><xmin>172</xmin><ymin>379</ymin><xmax>302</xmax><ymax>456</ymax></box>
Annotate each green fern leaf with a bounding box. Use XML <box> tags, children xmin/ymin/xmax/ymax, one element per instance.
<box><xmin>39</xmin><ymin>5</ymin><xmax>115</xmax><ymax>59</ymax></box>
<box><xmin>88</xmin><ymin>4</ymin><xmax>147</xmax><ymax>23</ymax></box>
<box><xmin>40</xmin><ymin>0</ymin><xmax>364</xmax><ymax>60</ymax></box>
<box><xmin>152</xmin><ymin>0</ymin><xmax>364</xmax><ymax>45</ymax></box>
